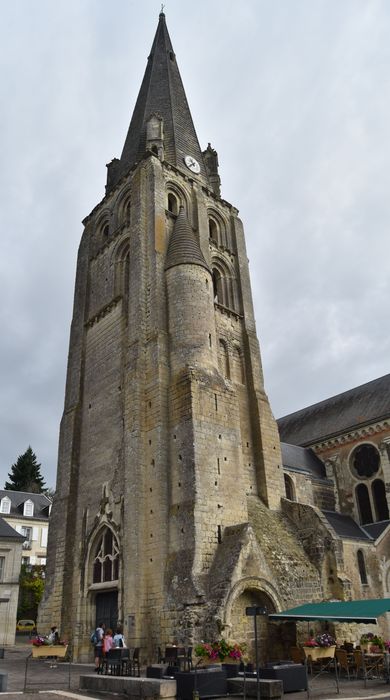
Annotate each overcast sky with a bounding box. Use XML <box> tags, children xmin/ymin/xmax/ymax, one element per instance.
<box><xmin>1</xmin><ymin>0</ymin><xmax>389</xmax><ymax>490</ymax></box>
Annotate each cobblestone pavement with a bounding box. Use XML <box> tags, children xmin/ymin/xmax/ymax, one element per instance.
<box><xmin>1</xmin><ymin>645</ymin><xmax>390</xmax><ymax>699</ymax></box>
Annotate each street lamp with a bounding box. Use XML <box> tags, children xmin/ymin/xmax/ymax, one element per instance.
<box><xmin>245</xmin><ymin>606</ymin><xmax>268</xmax><ymax>700</ymax></box>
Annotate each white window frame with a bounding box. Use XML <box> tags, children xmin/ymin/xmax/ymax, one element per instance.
<box><xmin>0</xmin><ymin>555</ymin><xmax>5</xmax><ymax>582</ymax></box>
<box><xmin>21</xmin><ymin>526</ymin><xmax>32</xmax><ymax>541</ymax></box>
<box><xmin>23</xmin><ymin>499</ymin><xmax>34</xmax><ymax>517</ymax></box>
<box><xmin>0</xmin><ymin>497</ymin><xmax>11</xmax><ymax>514</ymax></box>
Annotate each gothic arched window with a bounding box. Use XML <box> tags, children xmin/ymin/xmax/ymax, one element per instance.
<box><xmin>92</xmin><ymin>527</ymin><xmax>120</xmax><ymax>584</ymax></box>
<box><xmin>372</xmin><ymin>479</ymin><xmax>389</xmax><ymax>521</ymax></box>
<box><xmin>357</xmin><ymin>549</ymin><xmax>368</xmax><ymax>584</ymax></box>
<box><xmin>356</xmin><ymin>483</ymin><xmax>373</xmax><ymax>525</ymax></box>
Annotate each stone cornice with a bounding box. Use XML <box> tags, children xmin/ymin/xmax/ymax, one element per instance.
<box><xmin>311</xmin><ymin>419</ymin><xmax>390</xmax><ymax>453</ymax></box>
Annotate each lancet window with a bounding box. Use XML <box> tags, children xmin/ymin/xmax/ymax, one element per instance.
<box><xmin>92</xmin><ymin>527</ymin><xmax>120</xmax><ymax>584</ymax></box>
<box><xmin>357</xmin><ymin>549</ymin><xmax>368</xmax><ymax>584</ymax></box>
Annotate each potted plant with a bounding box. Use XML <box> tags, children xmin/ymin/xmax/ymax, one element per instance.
<box><xmin>303</xmin><ymin>633</ymin><xmax>336</xmax><ymax>660</ymax></box>
<box><xmin>31</xmin><ymin>635</ymin><xmax>68</xmax><ymax>658</ymax></box>
<box><xmin>194</xmin><ymin>639</ymin><xmax>245</xmax><ymax>665</ymax></box>
<box><xmin>360</xmin><ymin>633</ymin><xmax>385</xmax><ymax>653</ymax></box>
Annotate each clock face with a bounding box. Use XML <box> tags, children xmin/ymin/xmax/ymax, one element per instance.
<box><xmin>184</xmin><ymin>155</ymin><xmax>201</xmax><ymax>174</ymax></box>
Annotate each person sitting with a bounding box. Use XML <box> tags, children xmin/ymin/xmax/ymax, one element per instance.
<box><xmin>48</xmin><ymin>625</ymin><xmax>59</xmax><ymax>644</ymax></box>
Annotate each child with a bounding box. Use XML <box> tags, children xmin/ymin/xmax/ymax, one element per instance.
<box><xmin>103</xmin><ymin>628</ymin><xmax>114</xmax><ymax>655</ymax></box>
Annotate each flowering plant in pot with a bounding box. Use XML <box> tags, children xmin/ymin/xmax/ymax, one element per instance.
<box><xmin>303</xmin><ymin>633</ymin><xmax>335</xmax><ymax>648</ymax></box>
<box><xmin>360</xmin><ymin>632</ymin><xmax>385</xmax><ymax>651</ymax></box>
<box><xmin>194</xmin><ymin>639</ymin><xmax>245</xmax><ymax>663</ymax></box>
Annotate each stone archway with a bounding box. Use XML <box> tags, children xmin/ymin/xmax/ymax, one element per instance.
<box><xmin>224</xmin><ymin>578</ymin><xmax>284</xmax><ymax>665</ymax></box>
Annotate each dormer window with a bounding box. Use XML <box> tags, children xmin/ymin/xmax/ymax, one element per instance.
<box><xmin>23</xmin><ymin>499</ymin><xmax>34</xmax><ymax>517</ymax></box>
<box><xmin>0</xmin><ymin>497</ymin><xmax>11</xmax><ymax>514</ymax></box>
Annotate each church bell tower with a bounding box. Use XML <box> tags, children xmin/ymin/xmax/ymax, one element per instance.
<box><xmin>40</xmin><ymin>11</ymin><xmax>284</xmax><ymax>661</ymax></box>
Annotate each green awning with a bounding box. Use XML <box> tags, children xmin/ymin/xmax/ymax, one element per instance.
<box><xmin>268</xmin><ymin>598</ymin><xmax>390</xmax><ymax>624</ymax></box>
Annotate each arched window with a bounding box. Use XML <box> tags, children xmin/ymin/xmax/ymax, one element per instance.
<box><xmin>218</xmin><ymin>339</ymin><xmax>230</xmax><ymax>378</ymax></box>
<box><xmin>357</xmin><ymin>549</ymin><xmax>368</xmax><ymax>584</ymax></box>
<box><xmin>92</xmin><ymin>527</ymin><xmax>120</xmax><ymax>584</ymax></box>
<box><xmin>356</xmin><ymin>483</ymin><xmax>373</xmax><ymax>525</ymax></box>
<box><xmin>372</xmin><ymin>479</ymin><xmax>389</xmax><ymax>521</ymax></box>
<box><xmin>102</xmin><ymin>223</ymin><xmax>109</xmax><ymax>238</ymax></box>
<box><xmin>167</xmin><ymin>193</ymin><xmax>179</xmax><ymax>215</ymax></box>
<box><xmin>125</xmin><ymin>200</ymin><xmax>131</xmax><ymax>226</ymax></box>
<box><xmin>284</xmin><ymin>474</ymin><xmax>295</xmax><ymax>501</ymax></box>
<box><xmin>212</xmin><ymin>268</ymin><xmax>223</xmax><ymax>304</ymax></box>
<box><xmin>209</xmin><ymin>218</ymin><xmax>219</xmax><ymax>244</ymax></box>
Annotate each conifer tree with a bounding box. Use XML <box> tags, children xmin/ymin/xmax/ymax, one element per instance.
<box><xmin>4</xmin><ymin>446</ymin><xmax>46</xmax><ymax>493</ymax></box>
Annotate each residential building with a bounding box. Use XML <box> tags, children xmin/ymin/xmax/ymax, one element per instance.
<box><xmin>0</xmin><ymin>491</ymin><xmax>51</xmax><ymax>567</ymax></box>
<box><xmin>0</xmin><ymin>516</ymin><xmax>24</xmax><ymax>645</ymax></box>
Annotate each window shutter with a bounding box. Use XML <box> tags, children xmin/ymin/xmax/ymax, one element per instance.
<box><xmin>41</xmin><ymin>528</ymin><xmax>48</xmax><ymax>548</ymax></box>
<box><xmin>32</xmin><ymin>527</ymin><xmax>39</xmax><ymax>541</ymax></box>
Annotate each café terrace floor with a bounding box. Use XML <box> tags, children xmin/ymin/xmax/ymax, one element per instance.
<box><xmin>1</xmin><ymin>643</ymin><xmax>389</xmax><ymax>700</ymax></box>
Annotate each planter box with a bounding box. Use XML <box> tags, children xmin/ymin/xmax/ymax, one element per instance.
<box><xmin>303</xmin><ymin>645</ymin><xmax>335</xmax><ymax>660</ymax></box>
<box><xmin>175</xmin><ymin>669</ymin><xmax>227</xmax><ymax>699</ymax></box>
<box><xmin>32</xmin><ymin>645</ymin><xmax>68</xmax><ymax>658</ymax></box>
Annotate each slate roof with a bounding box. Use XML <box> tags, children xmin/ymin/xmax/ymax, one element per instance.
<box><xmin>277</xmin><ymin>374</ymin><xmax>390</xmax><ymax>446</ymax></box>
<box><xmin>281</xmin><ymin>442</ymin><xmax>326</xmax><ymax>479</ymax></box>
<box><xmin>0</xmin><ymin>490</ymin><xmax>51</xmax><ymax>520</ymax></box>
<box><xmin>0</xmin><ymin>515</ymin><xmax>24</xmax><ymax>540</ymax></box>
<box><xmin>115</xmin><ymin>12</ymin><xmax>209</xmax><ymax>189</ymax></box>
<box><xmin>322</xmin><ymin>510</ymin><xmax>373</xmax><ymax>540</ymax></box>
<box><xmin>362</xmin><ymin>521</ymin><xmax>390</xmax><ymax>541</ymax></box>
<box><xmin>165</xmin><ymin>207</ymin><xmax>210</xmax><ymax>272</ymax></box>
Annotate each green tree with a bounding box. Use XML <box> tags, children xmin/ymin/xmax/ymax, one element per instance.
<box><xmin>17</xmin><ymin>564</ymin><xmax>45</xmax><ymax>619</ymax></box>
<box><xmin>4</xmin><ymin>446</ymin><xmax>46</xmax><ymax>493</ymax></box>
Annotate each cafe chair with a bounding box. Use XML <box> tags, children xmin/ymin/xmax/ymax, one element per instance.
<box><xmin>120</xmin><ymin>647</ymin><xmax>131</xmax><ymax>675</ymax></box>
<box><xmin>164</xmin><ymin>646</ymin><xmax>178</xmax><ymax>663</ymax></box>
<box><xmin>131</xmin><ymin>647</ymin><xmax>141</xmax><ymax>677</ymax></box>
<box><xmin>335</xmin><ymin>648</ymin><xmax>355</xmax><ymax>679</ymax></box>
<box><xmin>354</xmin><ymin>650</ymin><xmax>364</xmax><ymax>679</ymax></box>
<box><xmin>177</xmin><ymin>646</ymin><xmax>186</xmax><ymax>670</ymax></box>
<box><xmin>185</xmin><ymin>646</ymin><xmax>193</xmax><ymax>671</ymax></box>
<box><xmin>99</xmin><ymin>648</ymin><xmax>122</xmax><ymax>675</ymax></box>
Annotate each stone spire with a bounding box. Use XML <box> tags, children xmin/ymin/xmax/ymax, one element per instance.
<box><xmin>165</xmin><ymin>206</ymin><xmax>210</xmax><ymax>272</ymax></box>
<box><xmin>109</xmin><ymin>11</ymin><xmax>209</xmax><ymax>189</ymax></box>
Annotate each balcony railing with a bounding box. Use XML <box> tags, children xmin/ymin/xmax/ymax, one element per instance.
<box><xmin>22</xmin><ymin>540</ymin><xmax>32</xmax><ymax>550</ymax></box>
